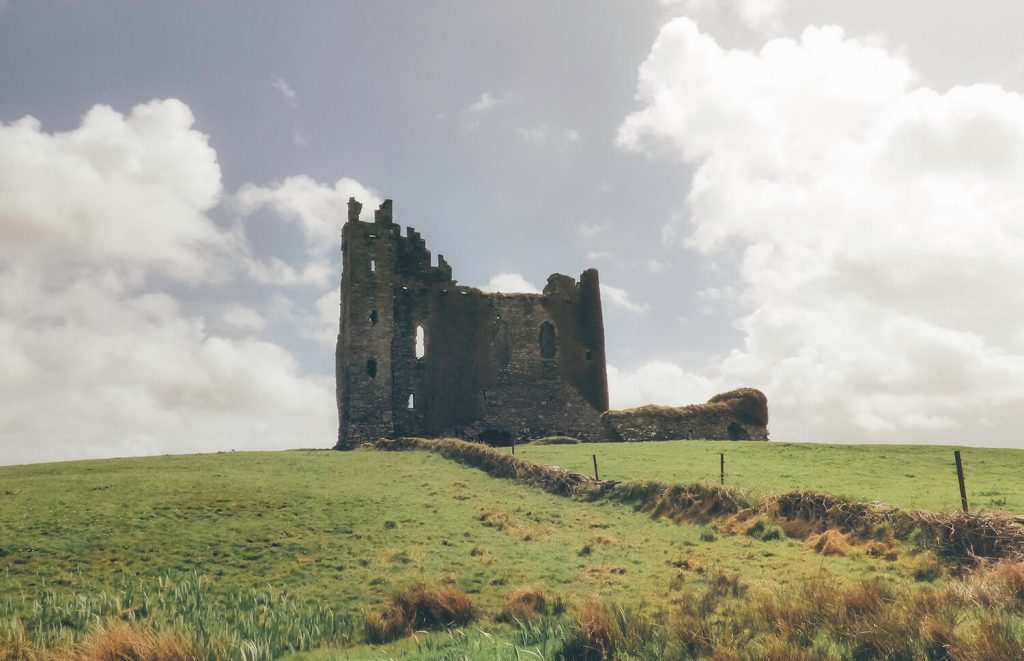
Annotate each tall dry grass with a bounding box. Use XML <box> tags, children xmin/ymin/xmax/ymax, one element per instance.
<box><xmin>498</xmin><ymin>584</ymin><xmax>565</xmax><ymax>623</ymax></box>
<box><xmin>363</xmin><ymin>583</ymin><xmax>476</xmax><ymax>644</ymax></box>
<box><xmin>662</xmin><ymin>560</ymin><xmax>1024</xmax><ymax>659</ymax></box>
<box><xmin>1</xmin><ymin>620</ymin><xmax>198</xmax><ymax>661</ymax></box>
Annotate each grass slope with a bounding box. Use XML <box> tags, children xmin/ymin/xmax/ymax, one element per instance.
<box><xmin>516</xmin><ymin>440</ymin><xmax>1024</xmax><ymax>513</ymax></box>
<box><xmin>2</xmin><ymin>447</ymin><xmax>920</xmax><ymax>658</ymax></box>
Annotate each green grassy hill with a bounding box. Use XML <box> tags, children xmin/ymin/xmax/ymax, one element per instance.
<box><xmin>516</xmin><ymin>440</ymin><xmax>1024</xmax><ymax>513</ymax></box>
<box><xmin>2</xmin><ymin>442</ymin><xmax>1023</xmax><ymax>659</ymax></box>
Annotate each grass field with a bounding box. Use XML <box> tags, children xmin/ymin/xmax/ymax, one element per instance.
<box><xmin>2</xmin><ymin>442</ymin><xmax>1024</xmax><ymax>659</ymax></box>
<box><xmin>517</xmin><ymin>440</ymin><xmax>1024</xmax><ymax>513</ymax></box>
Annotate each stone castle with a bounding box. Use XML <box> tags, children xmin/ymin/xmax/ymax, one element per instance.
<box><xmin>335</xmin><ymin>198</ymin><xmax>767</xmax><ymax>448</ymax></box>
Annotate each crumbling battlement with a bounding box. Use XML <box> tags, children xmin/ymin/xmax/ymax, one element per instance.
<box><xmin>335</xmin><ymin>198</ymin><xmax>610</xmax><ymax>448</ymax></box>
<box><xmin>601</xmin><ymin>388</ymin><xmax>769</xmax><ymax>442</ymax></box>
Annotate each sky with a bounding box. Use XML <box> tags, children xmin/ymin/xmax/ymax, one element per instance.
<box><xmin>3</xmin><ymin>1</ymin><xmax>1024</xmax><ymax>465</ymax></box>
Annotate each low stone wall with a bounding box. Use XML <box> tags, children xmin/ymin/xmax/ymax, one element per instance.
<box><xmin>602</xmin><ymin>388</ymin><xmax>768</xmax><ymax>442</ymax></box>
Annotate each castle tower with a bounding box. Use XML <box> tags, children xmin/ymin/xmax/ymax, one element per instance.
<box><xmin>336</xmin><ymin>198</ymin><xmax>400</xmax><ymax>446</ymax></box>
<box><xmin>336</xmin><ymin>197</ymin><xmax>610</xmax><ymax>449</ymax></box>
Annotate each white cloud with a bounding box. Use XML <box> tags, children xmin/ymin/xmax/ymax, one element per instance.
<box><xmin>307</xmin><ymin>286</ymin><xmax>340</xmax><ymax>349</ymax></box>
<box><xmin>660</xmin><ymin>0</ymin><xmax>789</xmax><ymax>34</ymax></box>
<box><xmin>219</xmin><ymin>303</ymin><xmax>267</xmax><ymax>332</ymax></box>
<box><xmin>645</xmin><ymin>259</ymin><xmax>668</xmax><ymax>274</ymax></box>
<box><xmin>516</xmin><ymin>125</ymin><xmax>581</xmax><ymax>149</ymax></box>
<box><xmin>735</xmin><ymin>0</ymin><xmax>790</xmax><ymax>32</ymax></box>
<box><xmin>618</xmin><ymin>18</ymin><xmax>1024</xmax><ymax>444</ymax></box>
<box><xmin>0</xmin><ymin>99</ymin><xmax>351</xmax><ymax>465</ymax></box>
<box><xmin>234</xmin><ymin>175</ymin><xmax>380</xmax><ymax>287</ymax></box>
<box><xmin>0</xmin><ymin>99</ymin><xmax>228</xmax><ymax>282</ymax></box>
<box><xmin>601</xmin><ymin>285</ymin><xmax>650</xmax><ymax>314</ymax></box>
<box><xmin>271</xmin><ymin>77</ymin><xmax>297</xmax><ymax>106</ymax></box>
<box><xmin>0</xmin><ymin>256</ymin><xmax>335</xmax><ymax>467</ymax></box>
<box><xmin>479</xmin><ymin>273</ymin><xmax>540</xmax><ymax>293</ymax></box>
<box><xmin>464</xmin><ymin>90</ymin><xmax>518</xmax><ymax>129</ymax></box>
<box><xmin>577</xmin><ymin>221</ymin><xmax>611</xmax><ymax>238</ymax></box>
<box><xmin>607</xmin><ymin>361</ymin><xmax>714</xmax><ymax>409</ymax></box>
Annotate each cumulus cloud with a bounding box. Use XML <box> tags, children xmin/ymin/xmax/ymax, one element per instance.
<box><xmin>219</xmin><ymin>304</ymin><xmax>267</xmax><ymax>332</ymax></box>
<box><xmin>661</xmin><ymin>0</ymin><xmax>790</xmax><ymax>34</ymax></box>
<box><xmin>0</xmin><ymin>99</ymin><xmax>353</xmax><ymax>465</ymax></box>
<box><xmin>307</xmin><ymin>287</ymin><xmax>341</xmax><ymax>349</ymax></box>
<box><xmin>601</xmin><ymin>285</ymin><xmax>650</xmax><ymax>314</ymax></box>
<box><xmin>607</xmin><ymin>361</ymin><xmax>714</xmax><ymax>409</ymax></box>
<box><xmin>0</xmin><ymin>99</ymin><xmax>228</xmax><ymax>282</ymax></box>
<box><xmin>0</xmin><ymin>267</ymin><xmax>334</xmax><ymax>465</ymax></box>
<box><xmin>234</xmin><ymin>175</ymin><xmax>380</xmax><ymax>287</ymax></box>
<box><xmin>618</xmin><ymin>18</ymin><xmax>1024</xmax><ymax>444</ymax></box>
<box><xmin>479</xmin><ymin>273</ymin><xmax>540</xmax><ymax>293</ymax></box>
<box><xmin>735</xmin><ymin>0</ymin><xmax>790</xmax><ymax>32</ymax></box>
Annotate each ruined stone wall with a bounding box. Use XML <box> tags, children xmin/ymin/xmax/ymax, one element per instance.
<box><xmin>336</xmin><ymin>198</ymin><xmax>610</xmax><ymax>448</ymax></box>
<box><xmin>602</xmin><ymin>389</ymin><xmax>769</xmax><ymax>442</ymax></box>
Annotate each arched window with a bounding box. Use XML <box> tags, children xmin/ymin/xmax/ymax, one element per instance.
<box><xmin>407</xmin><ymin>394</ymin><xmax>415</xmax><ymax>409</ymax></box>
<box><xmin>366</xmin><ymin>358</ymin><xmax>377</xmax><ymax>378</ymax></box>
<box><xmin>370</xmin><ymin>259</ymin><xmax>376</xmax><ymax>273</ymax></box>
<box><xmin>415</xmin><ymin>325</ymin><xmax>425</xmax><ymax>358</ymax></box>
<box><xmin>539</xmin><ymin>321</ymin><xmax>557</xmax><ymax>359</ymax></box>
<box><xmin>369</xmin><ymin>309</ymin><xmax>378</xmax><ymax>325</ymax></box>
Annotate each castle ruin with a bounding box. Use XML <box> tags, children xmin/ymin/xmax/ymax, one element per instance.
<box><xmin>335</xmin><ymin>198</ymin><xmax>609</xmax><ymax>448</ymax></box>
<box><xmin>335</xmin><ymin>198</ymin><xmax>768</xmax><ymax>448</ymax></box>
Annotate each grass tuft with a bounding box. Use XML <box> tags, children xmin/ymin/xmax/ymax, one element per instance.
<box><xmin>805</xmin><ymin>529</ymin><xmax>851</xmax><ymax>556</ymax></box>
<box><xmin>498</xmin><ymin>584</ymin><xmax>565</xmax><ymax>623</ymax></box>
<box><xmin>364</xmin><ymin>583</ymin><xmax>475</xmax><ymax>644</ymax></box>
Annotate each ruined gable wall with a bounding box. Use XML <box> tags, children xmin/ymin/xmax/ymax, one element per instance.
<box><xmin>414</xmin><ymin>279</ymin><xmax>609</xmax><ymax>443</ymax></box>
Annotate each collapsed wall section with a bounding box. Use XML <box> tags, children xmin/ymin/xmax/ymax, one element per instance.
<box><xmin>602</xmin><ymin>388</ymin><xmax>769</xmax><ymax>442</ymax></box>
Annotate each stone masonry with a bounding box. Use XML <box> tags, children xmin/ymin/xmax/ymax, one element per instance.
<box><xmin>335</xmin><ymin>198</ymin><xmax>610</xmax><ymax>448</ymax></box>
<box><xmin>601</xmin><ymin>388</ymin><xmax>769</xmax><ymax>442</ymax></box>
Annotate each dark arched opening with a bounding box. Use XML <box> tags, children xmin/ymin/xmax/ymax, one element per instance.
<box><xmin>539</xmin><ymin>321</ymin><xmax>557</xmax><ymax>359</ymax></box>
<box><xmin>727</xmin><ymin>422</ymin><xmax>748</xmax><ymax>441</ymax></box>
<box><xmin>478</xmin><ymin>429</ymin><xmax>514</xmax><ymax>447</ymax></box>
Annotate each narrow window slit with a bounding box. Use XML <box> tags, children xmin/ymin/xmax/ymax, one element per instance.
<box><xmin>415</xmin><ymin>325</ymin><xmax>425</xmax><ymax>358</ymax></box>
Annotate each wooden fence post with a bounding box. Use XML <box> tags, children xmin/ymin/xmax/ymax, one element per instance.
<box><xmin>720</xmin><ymin>453</ymin><xmax>725</xmax><ymax>485</ymax></box>
<box><xmin>954</xmin><ymin>450</ymin><xmax>968</xmax><ymax>513</ymax></box>
<box><xmin>592</xmin><ymin>454</ymin><xmax>599</xmax><ymax>481</ymax></box>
